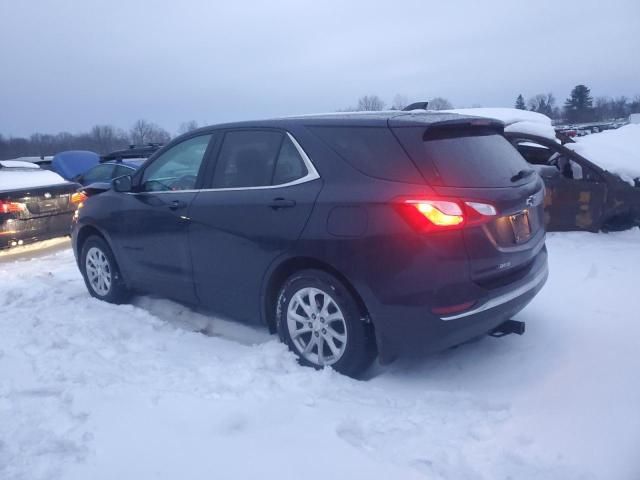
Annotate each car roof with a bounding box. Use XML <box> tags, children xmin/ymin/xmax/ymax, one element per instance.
<box><xmin>192</xmin><ymin>111</ymin><xmax>503</xmax><ymax>130</ymax></box>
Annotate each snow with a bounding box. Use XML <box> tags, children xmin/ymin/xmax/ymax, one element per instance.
<box><xmin>444</xmin><ymin>108</ymin><xmax>558</xmax><ymax>141</ymax></box>
<box><xmin>503</xmin><ymin>120</ymin><xmax>558</xmax><ymax>140</ymax></box>
<box><xmin>1</xmin><ymin>232</ymin><xmax>640</xmax><ymax>480</ymax></box>
<box><xmin>0</xmin><ymin>160</ymin><xmax>40</xmax><ymax>169</ymax></box>
<box><xmin>567</xmin><ymin>124</ymin><xmax>640</xmax><ymax>184</ymax></box>
<box><xmin>0</xmin><ymin>164</ymin><xmax>69</xmax><ymax>192</ymax></box>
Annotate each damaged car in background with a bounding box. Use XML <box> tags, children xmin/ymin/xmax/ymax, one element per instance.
<box><xmin>0</xmin><ymin>160</ymin><xmax>83</xmax><ymax>248</ymax></box>
<box><xmin>446</xmin><ymin>108</ymin><xmax>640</xmax><ymax>232</ymax></box>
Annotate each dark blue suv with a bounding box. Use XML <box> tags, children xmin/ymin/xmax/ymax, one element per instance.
<box><xmin>72</xmin><ymin>112</ymin><xmax>548</xmax><ymax>377</ymax></box>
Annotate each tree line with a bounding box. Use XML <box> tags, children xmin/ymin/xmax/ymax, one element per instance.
<box><xmin>342</xmin><ymin>94</ymin><xmax>453</xmax><ymax>112</ymax></box>
<box><xmin>349</xmin><ymin>85</ymin><xmax>640</xmax><ymax>125</ymax></box>
<box><xmin>514</xmin><ymin>84</ymin><xmax>640</xmax><ymax>123</ymax></box>
<box><xmin>0</xmin><ymin>119</ymin><xmax>200</xmax><ymax>161</ymax></box>
<box><xmin>3</xmin><ymin>85</ymin><xmax>639</xmax><ymax>160</ymax></box>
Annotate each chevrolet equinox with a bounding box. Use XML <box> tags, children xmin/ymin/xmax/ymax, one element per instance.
<box><xmin>72</xmin><ymin>112</ymin><xmax>549</xmax><ymax>377</ymax></box>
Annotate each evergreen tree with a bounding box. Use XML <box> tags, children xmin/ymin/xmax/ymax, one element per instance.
<box><xmin>515</xmin><ymin>94</ymin><xmax>526</xmax><ymax>110</ymax></box>
<box><xmin>564</xmin><ymin>84</ymin><xmax>594</xmax><ymax>123</ymax></box>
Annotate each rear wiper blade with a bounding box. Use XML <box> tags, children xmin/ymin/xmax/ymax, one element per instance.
<box><xmin>511</xmin><ymin>169</ymin><xmax>535</xmax><ymax>182</ymax></box>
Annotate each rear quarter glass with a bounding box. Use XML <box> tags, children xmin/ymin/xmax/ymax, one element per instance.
<box><xmin>308</xmin><ymin>126</ymin><xmax>423</xmax><ymax>184</ymax></box>
<box><xmin>392</xmin><ymin>126</ymin><xmax>533</xmax><ymax>188</ymax></box>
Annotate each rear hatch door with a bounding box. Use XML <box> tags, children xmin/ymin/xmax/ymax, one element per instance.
<box><xmin>392</xmin><ymin>119</ymin><xmax>546</xmax><ymax>284</ymax></box>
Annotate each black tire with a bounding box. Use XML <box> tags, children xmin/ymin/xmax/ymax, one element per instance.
<box><xmin>80</xmin><ymin>235</ymin><xmax>130</xmax><ymax>304</ymax></box>
<box><xmin>276</xmin><ymin>269</ymin><xmax>377</xmax><ymax>378</ymax></box>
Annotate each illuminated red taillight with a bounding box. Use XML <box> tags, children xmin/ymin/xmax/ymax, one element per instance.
<box><xmin>71</xmin><ymin>192</ymin><xmax>87</xmax><ymax>204</ymax></box>
<box><xmin>395</xmin><ymin>197</ymin><xmax>497</xmax><ymax>232</ymax></box>
<box><xmin>0</xmin><ymin>200</ymin><xmax>26</xmax><ymax>214</ymax></box>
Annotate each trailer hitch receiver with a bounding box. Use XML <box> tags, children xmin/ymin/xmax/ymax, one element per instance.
<box><xmin>489</xmin><ymin>319</ymin><xmax>525</xmax><ymax>338</ymax></box>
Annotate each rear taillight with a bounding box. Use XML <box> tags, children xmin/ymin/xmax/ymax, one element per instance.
<box><xmin>0</xmin><ymin>200</ymin><xmax>26</xmax><ymax>214</ymax></box>
<box><xmin>395</xmin><ymin>197</ymin><xmax>497</xmax><ymax>232</ymax></box>
<box><xmin>71</xmin><ymin>192</ymin><xmax>87</xmax><ymax>204</ymax></box>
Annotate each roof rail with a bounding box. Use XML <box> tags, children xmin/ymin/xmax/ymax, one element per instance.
<box><xmin>100</xmin><ymin>144</ymin><xmax>162</xmax><ymax>163</ymax></box>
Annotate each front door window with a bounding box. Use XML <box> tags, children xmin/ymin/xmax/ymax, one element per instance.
<box><xmin>142</xmin><ymin>135</ymin><xmax>212</xmax><ymax>192</ymax></box>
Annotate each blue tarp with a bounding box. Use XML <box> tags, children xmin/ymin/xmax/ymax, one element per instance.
<box><xmin>51</xmin><ymin>150</ymin><xmax>100</xmax><ymax>180</ymax></box>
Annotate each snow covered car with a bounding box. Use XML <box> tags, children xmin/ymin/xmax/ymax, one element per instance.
<box><xmin>508</xmin><ymin>130</ymin><xmax>640</xmax><ymax>231</ymax></box>
<box><xmin>0</xmin><ymin>160</ymin><xmax>83</xmax><ymax>248</ymax></box>
<box><xmin>446</xmin><ymin>109</ymin><xmax>640</xmax><ymax>231</ymax></box>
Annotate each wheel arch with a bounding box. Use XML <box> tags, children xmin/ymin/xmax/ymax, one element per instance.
<box><xmin>261</xmin><ymin>256</ymin><xmax>371</xmax><ymax>334</ymax></box>
<box><xmin>75</xmin><ymin>225</ymin><xmax>107</xmax><ymax>258</ymax></box>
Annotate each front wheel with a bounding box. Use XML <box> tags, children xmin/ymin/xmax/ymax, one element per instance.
<box><xmin>276</xmin><ymin>269</ymin><xmax>376</xmax><ymax>378</ymax></box>
<box><xmin>80</xmin><ymin>235</ymin><xmax>130</xmax><ymax>304</ymax></box>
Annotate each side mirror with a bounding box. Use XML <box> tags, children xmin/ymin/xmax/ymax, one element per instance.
<box><xmin>112</xmin><ymin>175</ymin><xmax>133</xmax><ymax>193</ymax></box>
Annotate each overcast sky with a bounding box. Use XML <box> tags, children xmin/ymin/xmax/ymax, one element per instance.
<box><xmin>1</xmin><ymin>0</ymin><xmax>639</xmax><ymax>136</ymax></box>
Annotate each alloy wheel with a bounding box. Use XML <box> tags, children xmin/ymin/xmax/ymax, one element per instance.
<box><xmin>286</xmin><ymin>287</ymin><xmax>348</xmax><ymax>366</ymax></box>
<box><xmin>85</xmin><ymin>246</ymin><xmax>112</xmax><ymax>296</ymax></box>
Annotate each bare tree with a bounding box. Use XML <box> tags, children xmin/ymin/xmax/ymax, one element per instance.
<box><xmin>428</xmin><ymin>97</ymin><xmax>453</xmax><ymax>110</ymax></box>
<box><xmin>89</xmin><ymin>125</ymin><xmax>129</xmax><ymax>153</ymax></box>
<box><xmin>528</xmin><ymin>93</ymin><xmax>555</xmax><ymax>117</ymax></box>
<box><xmin>356</xmin><ymin>95</ymin><xmax>385</xmax><ymax>111</ymax></box>
<box><xmin>630</xmin><ymin>95</ymin><xmax>640</xmax><ymax>115</ymax></box>
<box><xmin>130</xmin><ymin>119</ymin><xmax>171</xmax><ymax>145</ymax></box>
<box><xmin>29</xmin><ymin>133</ymin><xmax>57</xmax><ymax>157</ymax></box>
<box><xmin>391</xmin><ymin>94</ymin><xmax>409</xmax><ymax>110</ymax></box>
<box><xmin>178</xmin><ymin>120</ymin><xmax>199</xmax><ymax>135</ymax></box>
<box><xmin>611</xmin><ymin>96</ymin><xmax>629</xmax><ymax>118</ymax></box>
<box><xmin>594</xmin><ymin>96</ymin><xmax>613</xmax><ymax>121</ymax></box>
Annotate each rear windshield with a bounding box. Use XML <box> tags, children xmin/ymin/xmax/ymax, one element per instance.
<box><xmin>394</xmin><ymin>127</ymin><xmax>533</xmax><ymax>188</ymax></box>
<box><xmin>308</xmin><ymin>126</ymin><xmax>421</xmax><ymax>183</ymax></box>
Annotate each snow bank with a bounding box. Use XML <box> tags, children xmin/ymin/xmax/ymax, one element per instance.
<box><xmin>567</xmin><ymin>124</ymin><xmax>640</xmax><ymax>183</ymax></box>
<box><xmin>444</xmin><ymin>108</ymin><xmax>558</xmax><ymax>141</ymax></box>
<box><xmin>0</xmin><ymin>164</ymin><xmax>68</xmax><ymax>191</ymax></box>
<box><xmin>2</xmin><ymin>232</ymin><xmax>640</xmax><ymax>479</ymax></box>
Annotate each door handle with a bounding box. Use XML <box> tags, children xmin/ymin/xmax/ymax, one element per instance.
<box><xmin>168</xmin><ymin>199</ymin><xmax>188</xmax><ymax>210</ymax></box>
<box><xmin>268</xmin><ymin>198</ymin><xmax>296</xmax><ymax>209</ymax></box>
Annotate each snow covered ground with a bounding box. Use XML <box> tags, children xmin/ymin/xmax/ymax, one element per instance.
<box><xmin>1</xmin><ymin>232</ymin><xmax>639</xmax><ymax>480</ymax></box>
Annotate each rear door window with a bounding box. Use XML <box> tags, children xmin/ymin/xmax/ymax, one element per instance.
<box><xmin>272</xmin><ymin>136</ymin><xmax>308</xmax><ymax>185</ymax></box>
<box><xmin>309</xmin><ymin>126</ymin><xmax>421</xmax><ymax>183</ymax></box>
<box><xmin>211</xmin><ymin>131</ymin><xmax>283</xmax><ymax>188</ymax></box>
<box><xmin>394</xmin><ymin>127</ymin><xmax>533</xmax><ymax>188</ymax></box>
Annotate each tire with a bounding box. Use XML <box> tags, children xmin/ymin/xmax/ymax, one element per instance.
<box><xmin>276</xmin><ymin>269</ymin><xmax>377</xmax><ymax>378</ymax></box>
<box><xmin>80</xmin><ymin>235</ymin><xmax>130</xmax><ymax>304</ymax></box>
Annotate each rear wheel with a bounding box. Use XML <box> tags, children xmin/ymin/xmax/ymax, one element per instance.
<box><xmin>80</xmin><ymin>235</ymin><xmax>130</xmax><ymax>304</ymax></box>
<box><xmin>276</xmin><ymin>269</ymin><xmax>376</xmax><ymax>378</ymax></box>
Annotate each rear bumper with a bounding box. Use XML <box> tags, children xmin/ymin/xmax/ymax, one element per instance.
<box><xmin>370</xmin><ymin>246</ymin><xmax>548</xmax><ymax>362</ymax></box>
<box><xmin>0</xmin><ymin>212</ymin><xmax>74</xmax><ymax>249</ymax></box>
